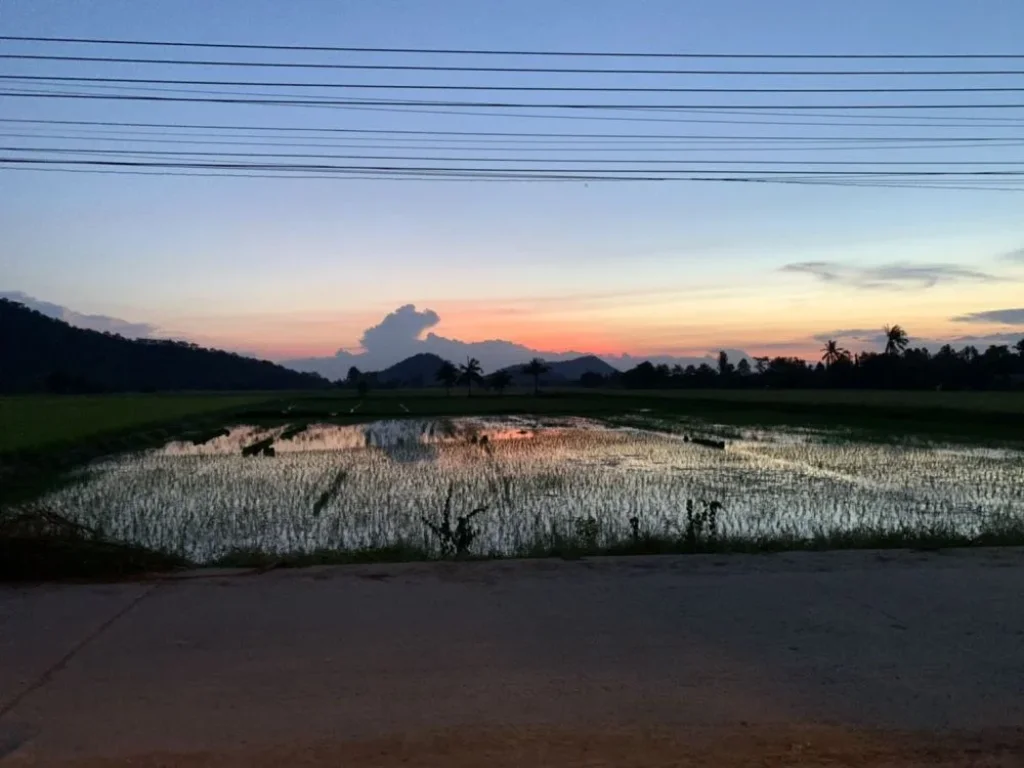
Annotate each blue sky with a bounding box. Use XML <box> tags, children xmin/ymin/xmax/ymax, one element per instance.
<box><xmin>2</xmin><ymin>0</ymin><xmax>1024</xmax><ymax>362</ymax></box>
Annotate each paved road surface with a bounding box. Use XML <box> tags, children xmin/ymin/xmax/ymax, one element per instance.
<box><xmin>2</xmin><ymin>549</ymin><xmax>1023</xmax><ymax>766</ymax></box>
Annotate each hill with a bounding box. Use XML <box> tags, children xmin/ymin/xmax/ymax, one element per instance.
<box><xmin>0</xmin><ymin>299</ymin><xmax>330</xmax><ymax>393</ymax></box>
<box><xmin>375</xmin><ymin>353</ymin><xmax>448</xmax><ymax>387</ymax></box>
<box><xmin>544</xmin><ymin>355</ymin><xmax>619</xmax><ymax>381</ymax></box>
<box><xmin>500</xmin><ymin>355</ymin><xmax>618</xmax><ymax>385</ymax></box>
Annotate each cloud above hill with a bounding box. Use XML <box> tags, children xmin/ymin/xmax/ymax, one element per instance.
<box><xmin>359</xmin><ymin>304</ymin><xmax>441</xmax><ymax>356</ymax></box>
<box><xmin>281</xmin><ymin>304</ymin><xmax>730</xmax><ymax>378</ymax></box>
<box><xmin>0</xmin><ymin>291</ymin><xmax>158</xmax><ymax>338</ymax></box>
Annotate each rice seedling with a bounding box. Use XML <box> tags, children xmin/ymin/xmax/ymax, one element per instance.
<box><xmin>25</xmin><ymin>416</ymin><xmax>1024</xmax><ymax>565</ymax></box>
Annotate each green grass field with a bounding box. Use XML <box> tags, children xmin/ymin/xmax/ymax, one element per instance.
<box><xmin>3</xmin><ymin>387</ymin><xmax>1024</xmax><ymax>456</ymax></box>
<box><xmin>0</xmin><ymin>393</ymin><xmax>278</xmax><ymax>453</ymax></box>
<box><xmin>231</xmin><ymin>387</ymin><xmax>1024</xmax><ymax>443</ymax></box>
<box><xmin>592</xmin><ymin>388</ymin><xmax>1024</xmax><ymax>412</ymax></box>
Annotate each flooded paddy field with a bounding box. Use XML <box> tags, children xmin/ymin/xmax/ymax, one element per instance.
<box><xmin>35</xmin><ymin>417</ymin><xmax>1024</xmax><ymax>564</ymax></box>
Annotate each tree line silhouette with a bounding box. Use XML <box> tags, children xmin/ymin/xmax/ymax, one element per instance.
<box><xmin>6</xmin><ymin>297</ymin><xmax>1022</xmax><ymax>395</ymax></box>
<box><xmin>615</xmin><ymin>325</ymin><xmax>1024</xmax><ymax>391</ymax></box>
<box><xmin>342</xmin><ymin>325</ymin><xmax>1024</xmax><ymax>395</ymax></box>
<box><xmin>391</xmin><ymin>326</ymin><xmax>1023</xmax><ymax>395</ymax></box>
<box><xmin>433</xmin><ymin>357</ymin><xmax>550</xmax><ymax>396</ymax></box>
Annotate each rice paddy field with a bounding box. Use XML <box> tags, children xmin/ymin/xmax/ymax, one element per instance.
<box><xmin>35</xmin><ymin>416</ymin><xmax>1024</xmax><ymax>564</ymax></box>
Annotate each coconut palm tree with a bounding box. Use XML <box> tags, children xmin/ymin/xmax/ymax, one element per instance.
<box><xmin>522</xmin><ymin>358</ymin><xmax>550</xmax><ymax>396</ymax></box>
<box><xmin>486</xmin><ymin>369</ymin><xmax>513</xmax><ymax>395</ymax></box>
<box><xmin>435</xmin><ymin>361</ymin><xmax>458</xmax><ymax>396</ymax></box>
<box><xmin>883</xmin><ymin>324</ymin><xmax>909</xmax><ymax>356</ymax></box>
<box><xmin>820</xmin><ymin>339</ymin><xmax>850</xmax><ymax>368</ymax></box>
<box><xmin>458</xmin><ymin>357</ymin><xmax>484</xmax><ymax>397</ymax></box>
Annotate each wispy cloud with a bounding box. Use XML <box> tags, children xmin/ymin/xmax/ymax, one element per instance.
<box><xmin>1001</xmin><ymin>248</ymin><xmax>1024</xmax><ymax>264</ymax></box>
<box><xmin>780</xmin><ymin>261</ymin><xmax>997</xmax><ymax>290</ymax></box>
<box><xmin>951</xmin><ymin>308</ymin><xmax>1024</xmax><ymax>326</ymax></box>
<box><xmin>812</xmin><ymin>328</ymin><xmax>886</xmax><ymax>344</ymax></box>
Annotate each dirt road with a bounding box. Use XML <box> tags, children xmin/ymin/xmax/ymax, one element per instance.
<box><xmin>2</xmin><ymin>549</ymin><xmax>1023</xmax><ymax>766</ymax></box>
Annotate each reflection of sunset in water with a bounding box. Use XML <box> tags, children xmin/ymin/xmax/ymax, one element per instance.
<box><xmin>160</xmin><ymin>418</ymin><xmax>558</xmax><ymax>457</ymax></box>
<box><xmin>38</xmin><ymin>417</ymin><xmax>1024</xmax><ymax>564</ymax></box>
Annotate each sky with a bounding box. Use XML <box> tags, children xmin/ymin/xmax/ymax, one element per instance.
<box><xmin>2</xmin><ymin>0</ymin><xmax>1024</xmax><ymax>369</ymax></box>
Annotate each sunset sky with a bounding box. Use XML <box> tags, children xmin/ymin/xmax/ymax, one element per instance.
<box><xmin>3</xmin><ymin>0</ymin><xmax>1024</xmax><ymax>365</ymax></box>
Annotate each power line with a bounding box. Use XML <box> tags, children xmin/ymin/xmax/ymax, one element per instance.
<box><xmin>9</xmin><ymin>107</ymin><xmax>1024</xmax><ymax>132</ymax></box>
<box><xmin>3</xmin><ymin>117</ymin><xmax>1022</xmax><ymax>139</ymax></box>
<box><xmin>25</xmin><ymin>77</ymin><xmax>1024</xmax><ymax>125</ymax></box>
<box><xmin>4</xmin><ymin>35</ymin><xmax>1024</xmax><ymax>59</ymax></box>
<box><xmin>4</xmin><ymin>164</ymin><xmax>1023</xmax><ymax>190</ymax></box>
<box><xmin>11</xmin><ymin>145</ymin><xmax>1024</xmax><ymax>165</ymax></box>
<box><xmin>5</xmin><ymin>53</ymin><xmax>1024</xmax><ymax>76</ymax></box>
<box><xmin>11</xmin><ymin>127</ymin><xmax>1019</xmax><ymax>145</ymax></box>
<box><xmin>14</xmin><ymin>73</ymin><xmax>1024</xmax><ymax>123</ymax></box>
<box><xmin>16</xmin><ymin>80</ymin><xmax>1024</xmax><ymax>122</ymax></box>
<box><xmin>5</xmin><ymin>156</ymin><xmax>1024</xmax><ymax>176</ymax></box>
<box><xmin>9</xmin><ymin>132</ymin><xmax>1018</xmax><ymax>153</ymax></box>
<box><xmin>9</xmin><ymin>74</ymin><xmax>1024</xmax><ymax>94</ymax></box>
<box><xmin>5</xmin><ymin>89</ymin><xmax>1024</xmax><ymax>109</ymax></box>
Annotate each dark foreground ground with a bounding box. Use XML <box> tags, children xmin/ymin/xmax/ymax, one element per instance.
<box><xmin>2</xmin><ymin>549</ymin><xmax>1022</xmax><ymax>766</ymax></box>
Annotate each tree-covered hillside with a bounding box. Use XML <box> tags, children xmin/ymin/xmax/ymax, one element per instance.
<box><xmin>0</xmin><ymin>299</ymin><xmax>330</xmax><ymax>393</ymax></box>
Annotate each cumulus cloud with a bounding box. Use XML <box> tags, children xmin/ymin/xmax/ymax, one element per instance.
<box><xmin>1</xmin><ymin>290</ymin><xmax>158</xmax><ymax>338</ymax></box>
<box><xmin>951</xmin><ymin>308</ymin><xmax>1024</xmax><ymax>326</ymax></box>
<box><xmin>356</xmin><ymin>304</ymin><xmax>440</xmax><ymax>353</ymax></box>
<box><xmin>780</xmin><ymin>261</ymin><xmax>996</xmax><ymax>290</ymax></box>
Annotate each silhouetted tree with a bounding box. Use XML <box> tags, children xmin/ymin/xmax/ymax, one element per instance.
<box><xmin>1015</xmin><ymin>338</ymin><xmax>1024</xmax><ymax>358</ymax></box>
<box><xmin>695</xmin><ymin>363</ymin><xmax>717</xmax><ymax>387</ymax></box>
<box><xmin>717</xmin><ymin>351</ymin><xmax>734</xmax><ymax>380</ymax></box>
<box><xmin>458</xmin><ymin>357</ymin><xmax>484</xmax><ymax>397</ymax></box>
<box><xmin>736</xmin><ymin>358</ymin><xmax>752</xmax><ymax>378</ymax></box>
<box><xmin>522</xmin><ymin>357</ymin><xmax>550</xmax><ymax>396</ymax></box>
<box><xmin>346</xmin><ymin>366</ymin><xmax>362</xmax><ymax>386</ymax></box>
<box><xmin>435</xmin><ymin>360</ymin><xmax>458</xmax><ymax>396</ymax></box>
<box><xmin>486</xmin><ymin>369</ymin><xmax>513</xmax><ymax>394</ymax></box>
<box><xmin>356</xmin><ymin>379</ymin><xmax>369</xmax><ymax>398</ymax></box>
<box><xmin>579</xmin><ymin>371</ymin><xmax>605</xmax><ymax>388</ymax></box>
<box><xmin>821</xmin><ymin>339</ymin><xmax>850</xmax><ymax>368</ymax></box>
<box><xmin>883</xmin><ymin>324</ymin><xmax>909</xmax><ymax>356</ymax></box>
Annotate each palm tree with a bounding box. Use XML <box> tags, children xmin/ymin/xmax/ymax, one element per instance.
<box><xmin>820</xmin><ymin>339</ymin><xmax>850</xmax><ymax>368</ymax></box>
<box><xmin>458</xmin><ymin>357</ymin><xmax>484</xmax><ymax>397</ymax></box>
<box><xmin>486</xmin><ymin>369</ymin><xmax>513</xmax><ymax>395</ymax></box>
<box><xmin>717</xmin><ymin>350</ymin><xmax>735</xmax><ymax>378</ymax></box>
<box><xmin>435</xmin><ymin>361</ymin><xmax>458</xmax><ymax>396</ymax></box>
<box><xmin>522</xmin><ymin>357</ymin><xmax>550</xmax><ymax>396</ymax></box>
<box><xmin>883</xmin><ymin>324</ymin><xmax>909</xmax><ymax>356</ymax></box>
